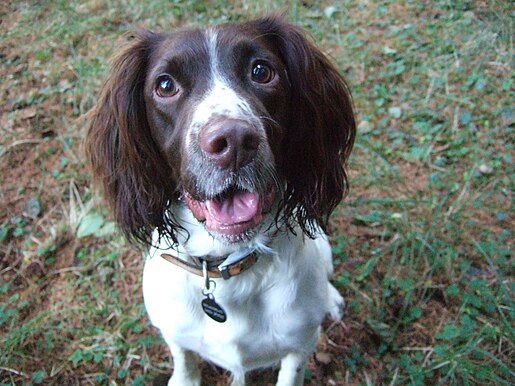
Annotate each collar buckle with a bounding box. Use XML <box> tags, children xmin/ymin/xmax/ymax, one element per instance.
<box><xmin>217</xmin><ymin>247</ymin><xmax>255</xmax><ymax>280</ymax></box>
<box><xmin>160</xmin><ymin>246</ymin><xmax>258</xmax><ymax>280</ymax></box>
<box><xmin>219</xmin><ymin>266</ymin><xmax>231</xmax><ymax>280</ymax></box>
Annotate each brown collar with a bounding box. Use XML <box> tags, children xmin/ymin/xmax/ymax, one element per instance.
<box><xmin>160</xmin><ymin>250</ymin><xmax>258</xmax><ymax>280</ymax></box>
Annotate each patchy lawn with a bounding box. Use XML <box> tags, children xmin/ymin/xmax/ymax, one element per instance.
<box><xmin>1</xmin><ymin>1</ymin><xmax>513</xmax><ymax>385</ymax></box>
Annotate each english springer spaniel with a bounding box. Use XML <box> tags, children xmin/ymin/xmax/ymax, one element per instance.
<box><xmin>86</xmin><ymin>15</ymin><xmax>356</xmax><ymax>386</ymax></box>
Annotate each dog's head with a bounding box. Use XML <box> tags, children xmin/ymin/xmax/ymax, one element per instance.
<box><xmin>86</xmin><ymin>15</ymin><xmax>356</xmax><ymax>246</ymax></box>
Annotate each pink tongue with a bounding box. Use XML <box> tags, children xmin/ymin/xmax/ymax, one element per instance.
<box><xmin>205</xmin><ymin>191</ymin><xmax>260</xmax><ymax>227</ymax></box>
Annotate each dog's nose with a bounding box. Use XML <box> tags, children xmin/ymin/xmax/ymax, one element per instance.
<box><xmin>199</xmin><ymin>120</ymin><xmax>260</xmax><ymax>169</ymax></box>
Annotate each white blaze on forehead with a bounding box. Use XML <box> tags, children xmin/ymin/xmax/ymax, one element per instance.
<box><xmin>207</xmin><ymin>28</ymin><xmax>218</xmax><ymax>69</ymax></box>
<box><xmin>189</xmin><ymin>29</ymin><xmax>258</xmax><ymax>133</ymax></box>
<box><xmin>191</xmin><ymin>79</ymin><xmax>256</xmax><ymax>127</ymax></box>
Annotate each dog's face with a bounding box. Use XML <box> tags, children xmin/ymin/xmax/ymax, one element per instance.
<box><xmin>143</xmin><ymin>26</ymin><xmax>290</xmax><ymax>242</ymax></box>
<box><xmin>86</xmin><ymin>16</ymin><xmax>356</xmax><ymax>246</ymax></box>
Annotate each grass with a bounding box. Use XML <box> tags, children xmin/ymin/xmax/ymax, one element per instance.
<box><xmin>0</xmin><ymin>0</ymin><xmax>513</xmax><ymax>385</ymax></box>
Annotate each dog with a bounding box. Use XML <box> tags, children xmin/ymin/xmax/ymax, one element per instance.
<box><xmin>86</xmin><ymin>14</ymin><xmax>355</xmax><ymax>386</ymax></box>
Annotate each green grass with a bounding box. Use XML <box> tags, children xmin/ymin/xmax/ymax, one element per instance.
<box><xmin>1</xmin><ymin>0</ymin><xmax>513</xmax><ymax>385</ymax></box>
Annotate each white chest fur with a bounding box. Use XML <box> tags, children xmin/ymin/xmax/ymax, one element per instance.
<box><xmin>142</xmin><ymin>228</ymin><xmax>342</xmax><ymax>378</ymax></box>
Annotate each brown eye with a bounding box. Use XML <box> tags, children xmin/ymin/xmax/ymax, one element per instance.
<box><xmin>156</xmin><ymin>75</ymin><xmax>179</xmax><ymax>97</ymax></box>
<box><xmin>251</xmin><ymin>62</ymin><xmax>274</xmax><ymax>84</ymax></box>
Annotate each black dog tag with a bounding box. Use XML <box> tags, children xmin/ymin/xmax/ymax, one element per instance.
<box><xmin>201</xmin><ymin>294</ymin><xmax>227</xmax><ymax>323</ymax></box>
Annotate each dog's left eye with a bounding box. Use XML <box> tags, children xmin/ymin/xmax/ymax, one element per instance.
<box><xmin>251</xmin><ymin>62</ymin><xmax>275</xmax><ymax>84</ymax></box>
<box><xmin>156</xmin><ymin>75</ymin><xmax>179</xmax><ymax>97</ymax></box>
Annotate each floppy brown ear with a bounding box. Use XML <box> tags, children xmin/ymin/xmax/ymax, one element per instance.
<box><xmin>250</xmin><ymin>16</ymin><xmax>356</xmax><ymax>235</ymax></box>
<box><xmin>86</xmin><ymin>31</ymin><xmax>180</xmax><ymax>246</ymax></box>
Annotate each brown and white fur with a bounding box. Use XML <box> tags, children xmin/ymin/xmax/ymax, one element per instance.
<box><xmin>86</xmin><ymin>15</ymin><xmax>356</xmax><ymax>386</ymax></box>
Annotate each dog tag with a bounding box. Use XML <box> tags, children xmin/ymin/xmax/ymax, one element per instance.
<box><xmin>201</xmin><ymin>294</ymin><xmax>227</xmax><ymax>323</ymax></box>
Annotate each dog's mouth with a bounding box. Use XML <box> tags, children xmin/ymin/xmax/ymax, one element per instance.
<box><xmin>183</xmin><ymin>186</ymin><xmax>276</xmax><ymax>240</ymax></box>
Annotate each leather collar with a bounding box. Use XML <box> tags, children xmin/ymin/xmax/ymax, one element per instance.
<box><xmin>160</xmin><ymin>249</ymin><xmax>258</xmax><ymax>280</ymax></box>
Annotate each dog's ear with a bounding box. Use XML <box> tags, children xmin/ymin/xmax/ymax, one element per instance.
<box><xmin>250</xmin><ymin>15</ymin><xmax>356</xmax><ymax>235</ymax></box>
<box><xmin>86</xmin><ymin>31</ymin><xmax>180</xmax><ymax>246</ymax></box>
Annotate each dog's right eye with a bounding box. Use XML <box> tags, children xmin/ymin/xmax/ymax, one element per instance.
<box><xmin>156</xmin><ymin>75</ymin><xmax>179</xmax><ymax>98</ymax></box>
<box><xmin>251</xmin><ymin>62</ymin><xmax>275</xmax><ymax>84</ymax></box>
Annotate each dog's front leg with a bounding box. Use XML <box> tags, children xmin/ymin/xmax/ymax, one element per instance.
<box><xmin>167</xmin><ymin>343</ymin><xmax>201</xmax><ymax>386</ymax></box>
<box><xmin>229</xmin><ymin>373</ymin><xmax>246</xmax><ymax>386</ymax></box>
<box><xmin>276</xmin><ymin>352</ymin><xmax>307</xmax><ymax>386</ymax></box>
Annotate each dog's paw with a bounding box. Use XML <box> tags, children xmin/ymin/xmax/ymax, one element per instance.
<box><xmin>168</xmin><ymin>377</ymin><xmax>200</xmax><ymax>386</ymax></box>
<box><xmin>167</xmin><ymin>372</ymin><xmax>201</xmax><ymax>386</ymax></box>
<box><xmin>328</xmin><ymin>284</ymin><xmax>345</xmax><ymax>320</ymax></box>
